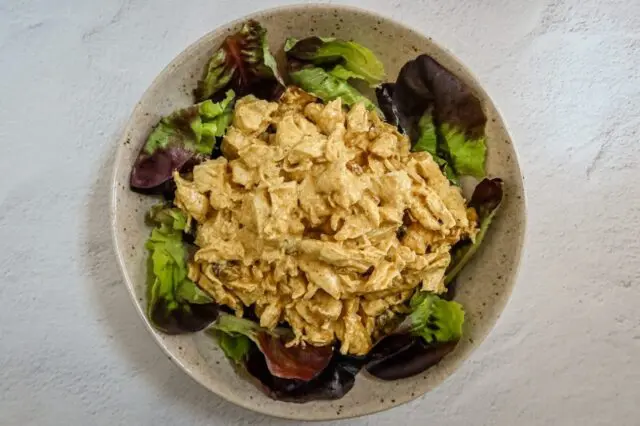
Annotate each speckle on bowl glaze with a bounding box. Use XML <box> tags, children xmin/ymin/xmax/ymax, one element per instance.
<box><xmin>110</xmin><ymin>4</ymin><xmax>526</xmax><ymax>421</ymax></box>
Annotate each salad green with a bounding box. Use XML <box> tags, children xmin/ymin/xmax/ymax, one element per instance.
<box><xmin>408</xmin><ymin>292</ymin><xmax>465</xmax><ymax>344</ymax></box>
<box><xmin>285</xmin><ymin>36</ymin><xmax>385</xmax><ymax>86</ymax></box>
<box><xmin>196</xmin><ymin>20</ymin><xmax>284</xmax><ymax>101</ymax></box>
<box><xmin>380</xmin><ymin>54</ymin><xmax>489</xmax><ymax>181</ymax></box>
<box><xmin>146</xmin><ymin>90</ymin><xmax>235</xmax><ymax>156</ymax></box>
<box><xmin>446</xmin><ymin>178</ymin><xmax>504</xmax><ymax>284</ymax></box>
<box><xmin>130</xmin><ymin>91</ymin><xmax>235</xmax><ymax>190</ymax></box>
<box><xmin>145</xmin><ymin>204</ymin><xmax>217</xmax><ymax>334</ymax></box>
<box><xmin>289</xmin><ymin>67</ymin><xmax>378</xmax><ymax>110</ymax></box>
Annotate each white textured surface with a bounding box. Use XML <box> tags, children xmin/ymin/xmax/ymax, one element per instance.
<box><xmin>1</xmin><ymin>0</ymin><xmax>638</xmax><ymax>424</ymax></box>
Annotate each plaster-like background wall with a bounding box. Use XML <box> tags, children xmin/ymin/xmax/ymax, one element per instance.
<box><xmin>1</xmin><ymin>1</ymin><xmax>638</xmax><ymax>424</ymax></box>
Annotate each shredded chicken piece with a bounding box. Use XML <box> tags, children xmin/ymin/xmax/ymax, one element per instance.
<box><xmin>175</xmin><ymin>88</ymin><xmax>477</xmax><ymax>355</ymax></box>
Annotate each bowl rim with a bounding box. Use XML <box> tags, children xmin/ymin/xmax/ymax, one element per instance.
<box><xmin>110</xmin><ymin>3</ymin><xmax>527</xmax><ymax>420</ymax></box>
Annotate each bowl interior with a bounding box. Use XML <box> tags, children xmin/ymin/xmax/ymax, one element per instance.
<box><xmin>111</xmin><ymin>4</ymin><xmax>525</xmax><ymax>420</ymax></box>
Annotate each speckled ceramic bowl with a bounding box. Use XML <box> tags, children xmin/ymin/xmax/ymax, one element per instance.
<box><xmin>111</xmin><ymin>4</ymin><xmax>525</xmax><ymax>420</ymax></box>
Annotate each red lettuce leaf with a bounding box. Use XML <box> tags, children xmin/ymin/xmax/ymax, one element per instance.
<box><xmin>245</xmin><ymin>346</ymin><xmax>366</xmax><ymax>402</ymax></box>
<box><xmin>209</xmin><ymin>314</ymin><xmax>333</xmax><ymax>381</ymax></box>
<box><xmin>257</xmin><ymin>333</ymin><xmax>333</xmax><ymax>381</ymax></box>
<box><xmin>196</xmin><ymin>20</ymin><xmax>284</xmax><ymax>102</ymax></box>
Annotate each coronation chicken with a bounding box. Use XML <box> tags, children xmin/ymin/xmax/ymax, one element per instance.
<box><xmin>175</xmin><ymin>88</ymin><xmax>477</xmax><ymax>355</ymax></box>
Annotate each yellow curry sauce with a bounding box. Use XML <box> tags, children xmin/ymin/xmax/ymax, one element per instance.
<box><xmin>172</xmin><ymin>87</ymin><xmax>477</xmax><ymax>355</ymax></box>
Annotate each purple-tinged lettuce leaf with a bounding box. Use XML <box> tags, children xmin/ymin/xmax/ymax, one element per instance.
<box><xmin>377</xmin><ymin>54</ymin><xmax>488</xmax><ymax>179</ymax></box>
<box><xmin>365</xmin><ymin>292</ymin><xmax>463</xmax><ymax>380</ymax></box>
<box><xmin>130</xmin><ymin>148</ymin><xmax>195</xmax><ymax>193</ymax></box>
<box><xmin>196</xmin><ymin>20</ymin><xmax>284</xmax><ymax>102</ymax></box>
<box><xmin>365</xmin><ymin>333</ymin><xmax>457</xmax><ymax>381</ymax></box>
<box><xmin>130</xmin><ymin>91</ymin><xmax>234</xmax><ymax>191</ymax></box>
<box><xmin>375</xmin><ymin>83</ymin><xmax>401</xmax><ymax>130</ymax></box>
<box><xmin>445</xmin><ymin>178</ymin><xmax>504</xmax><ymax>284</ymax></box>
<box><xmin>412</xmin><ymin>56</ymin><xmax>485</xmax><ymax>138</ymax></box>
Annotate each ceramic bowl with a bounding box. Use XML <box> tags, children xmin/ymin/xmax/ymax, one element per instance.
<box><xmin>111</xmin><ymin>4</ymin><xmax>526</xmax><ymax>420</ymax></box>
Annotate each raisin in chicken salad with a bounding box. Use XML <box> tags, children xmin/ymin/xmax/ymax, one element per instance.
<box><xmin>129</xmin><ymin>21</ymin><xmax>504</xmax><ymax>402</ymax></box>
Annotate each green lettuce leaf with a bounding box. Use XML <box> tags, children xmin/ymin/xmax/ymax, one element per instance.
<box><xmin>175</xmin><ymin>279</ymin><xmax>214</xmax><ymax>304</ymax></box>
<box><xmin>409</xmin><ymin>292</ymin><xmax>465</xmax><ymax>344</ymax></box>
<box><xmin>445</xmin><ymin>178</ymin><xmax>504</xmax><ymax>284</ymax></box>
<box><xmin>207</xmin><ymin>315</ymin><xmax>262</xmax><ymax>363</ymax></box>
<box><xmin>207</xmin><ymin>315</ymin><xmax>263</xmax><ymax>363</ymax></box>
<box><xmin>289</xmin><ymin>67</ymin><xmax>378</xmax><ymax>111</ymax></box>
<box><xmin>145</xmin><ymin>204</ymin><xmax>217</xmax><ymax>334</ymax></box>
<box><xmin>196</xmin><ymin>20</ymin><xmax>284</xmax><ymax>101</ymax></box>
<box><xmin>440</xmin><ymin>124</ymin><xmax>487</xmax><ymax>179</ymax></box>
<box><xmin>146</xmin><ymin>203</ymin><xmax>188</xmax><ymax>229</ymax></box>
<box><xmin>327</xmin><ymin>64</ymin><xmax>367</xmax><ymax>82</ymax></box>
<box><xmin>209</xmin><ymin>313</ymin><xmax>264</xmax><ymax>342</ymax></box>
<box><xmin>412</xmin><ymin>111</ymin><xmax>459</xmax><ymax>185</ymax></box>
<box><xmin>413</xmin><ymin>111</ymin><xmax>438</xmax><ymax>155</ymax></box>
<box><xmin>285</xmin><ymin>36</ymin><xmax>385</xmax><ymax>86</ymax></box>
<box><xmin>213</xmin><ymin>331</ymin><xmax>252</xmax><ymax>363</ymax></box>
